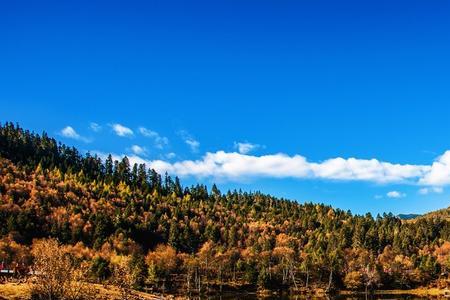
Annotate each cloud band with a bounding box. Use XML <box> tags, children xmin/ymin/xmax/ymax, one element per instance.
<box><xmin>93</xmin><ymin>150</ymin><xmax>450</xmax><ymax>186</ymax></box>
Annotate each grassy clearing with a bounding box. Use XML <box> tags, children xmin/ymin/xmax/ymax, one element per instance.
<box><xmin>339</xmin><ymin>288</ymin><xmax>446</xmax><ymax>297</ymax></box>
<box><xmin>373</xmin><ymin>288</ymin><xmax>445</xmax><ymax>296</ymax></box>
<box><xmin>2</xmin><ymin>283</ymin><xmax>446</xmax><ymax>300</ymax></box>
<box><xmin>0</xmin><ymin>283</ymin><xmax>29</xmax><ymax>300</ymax></box>
<box><xmin>0</xmin><ymin>282</ymin><xmax>164</xmax><ymax>300</ymax></box>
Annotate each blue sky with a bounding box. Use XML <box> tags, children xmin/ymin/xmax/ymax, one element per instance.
<box><xmin>2</xmin><ymin>0</ymin><xmax>450</xmax><ymax>215</ymax></box>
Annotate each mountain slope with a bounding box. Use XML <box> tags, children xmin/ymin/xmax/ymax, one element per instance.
<box><xmin>1</xmin><ymin>122</ymin><xmax>450</xmax><ymax>292</ymax></box>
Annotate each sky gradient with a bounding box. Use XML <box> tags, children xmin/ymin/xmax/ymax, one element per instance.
<box><xmin>2</xmin><ymin>0</ymin><xmax>450</xmax><ymax>215</ymax></box>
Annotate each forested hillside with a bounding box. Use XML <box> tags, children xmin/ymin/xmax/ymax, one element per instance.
<box><xmin>1</xmin><ymin>122</ymin><xmax>450</xmax><ymax>293</ymax></box>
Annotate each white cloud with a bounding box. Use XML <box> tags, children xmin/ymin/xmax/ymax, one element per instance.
<box><xmin>310</xmin><ymin>157</ymin><xmax>429</xmax><ymax>183</ymax></box>
<box><xmin>60</xmin><ymin>126</ymin><xmax>90</xmax><ymax>142</ymax></box>
<box><xmin>179</xmin><ymin>130</ymin><xmax>200</xmax><ymax>152</ymax></box>
<box><xmin>89</xmin><ymin>122</ymin><xmax>102</xmax><ymax>132</ymax></box>
<box><xmin>186</xmin><ymin>139</ymin><xmax>200</xmax><ymax>152</ymax></box>
<box><xmin>91</xmin><ymin>150</ymin><xmax>433</xmax><ymax>184</ymax></box>
<box><xmin>138</xmin><ymin>127</ymin><xmax>169</xmax><ymax>149</ymax></box>
<box><xmin>419</xmin><ymin>151</ymin><xmax>450</xmax><ymax>186</ymax></box>
<box><xmin>130</xmin><ymin>145</ymin><xmax>148</xmax><ymax>156</ymax></box>
<box><xmin>61</xmin><ymin>126</ymin><xmax>79</xmax><ymax>139</ymax></box>
<box><xmin>234</xmin><ymin>142</ymin><xmax>260</xmax><ymax>154</ymax></box>
<box><xmin>111</xmin><ymin>123</ymin><xmax>133</xmax><ymax>137</ymax></box>
<box><xmin>387</xmin><ymin>191</ymin><xmax>406</xmax><ymax>198</ymax></box>
<box><xmin>166</xmin><ymin>152</ymin><xmax>176</xmax><ymax>159</ymax></box>
<box><xmin>89</xmin><ymin>147</ymin><xmax>450</xmax><ymax>187</ymax></box>
<box><xmin>374</xmin><ymin>195</ymin><xmax>383</xmax><ymax>199</ymax></box>
<box><xmin>419</xmin><ymin>187</ymin><xmax>443</xmax><ymax>195</ymax></box>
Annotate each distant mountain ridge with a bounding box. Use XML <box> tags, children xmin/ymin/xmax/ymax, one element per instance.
<box><xmin>397</xmin><ymin>213</ymin><xmax>421</xmax><ymax>220</ymax></box>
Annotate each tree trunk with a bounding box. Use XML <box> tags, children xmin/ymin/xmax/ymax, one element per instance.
<box><xmin>306</xmin><ymin>268</ymin><xmax>309</xmax><ymax>289</ymax></box>
<box><xmin>187</xmin><ymin>273</ymin><xmax>190</xmax><ymax>293</ymax></box>
<box><xmin>289</xmin><ymin>264</ymin><xmax>298</xmax><ymax>290</ymax></box>
<box><xmin>327</xmin><ymin>269</ymin><xmax>333</xmax><ymax>291</ymax></box>
<box><xmin>205</xmin><ymin>258</ymin><xmax>209</xmax><ymax>293</ymax></box>
<box><xmin>219</xmin><ymin>266</ymin><xmax>223</xmax><ymax>293</ymax></box>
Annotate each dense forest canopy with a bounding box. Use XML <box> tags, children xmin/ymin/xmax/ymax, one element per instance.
<box><xmin>1</xmin><ymin>122</ymin><xmax>450</xmax><ymax>293</ymax></box>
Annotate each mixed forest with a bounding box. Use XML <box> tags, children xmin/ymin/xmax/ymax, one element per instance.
<box><xmin>1</xmin><ymin>122</ymin><xmax>450</xmax><ymax>296</ymax></box>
